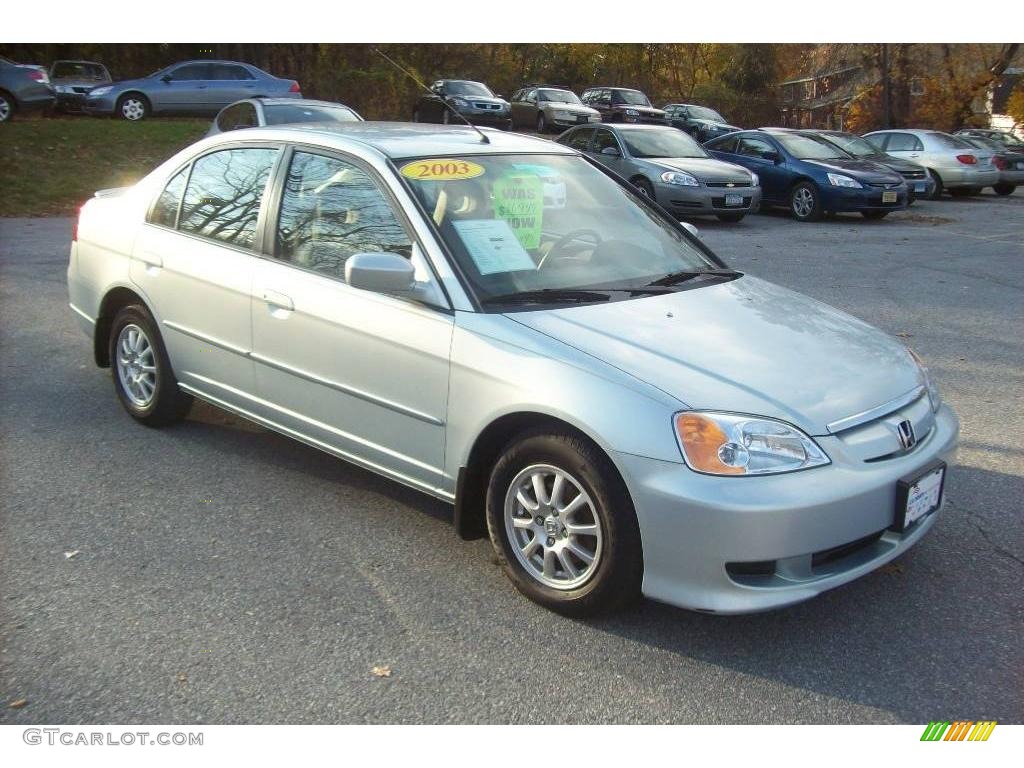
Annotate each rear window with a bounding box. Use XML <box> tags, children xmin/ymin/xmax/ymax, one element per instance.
<box><xmin>263</xmin><ymin>104</ymin><xmax>361</xmax><ymax>125</ymax></box>
<box><xmin>927</xmin><ymin>132</ymin><xmax>973</xmax><ymax>149</ymax></box>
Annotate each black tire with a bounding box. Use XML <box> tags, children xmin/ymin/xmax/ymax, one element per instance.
<box><xmin>633</xmin><ymin>177</ymin><xmax>655</xmax><ymax>200</ymax></box>
<box><xmin>716</xmin><ymin>212</ymin><xmax>746</xmax><ymax>222</ymax></box>
<box><xmin>928</xmin><ymin>170</ymin><xmax>944</xmax><ymax>199</ymax></box>
<box><xmin>108</xmin><ymin>304</ymin><xmax>192</xmax><ymax>426</ymax></box>
<box><xmin>0</xmin><ymin>90</ymin><xmax>15</xmax><ymax>123</ymax></box>
<box><xmin>536</xmin><ymin>112</ymin><xmax>546</xmax><ymax>133</ymax></box>
<box><xmin>861</xmin><ymin>210</ymin><xmax>889</xmax><ymax>220</ymax></box>
<box><xmin>789</xmin><ymin>181</ymin><xmax>822</xmax><ymax>221</ymax></box>
<box><xmin>993</xmin><ymin>182</ymin><xmax>1016</xmax><ymax>196</ymax></box>
<box><xmin>116</xmin><ymin>93</ymin><xmax>149</xmax><ymax>121</ymax></box>
<box><xmin>485</xmin><ymin>429</ymin><xmax>643</xmax><ymax>616</ymax></box>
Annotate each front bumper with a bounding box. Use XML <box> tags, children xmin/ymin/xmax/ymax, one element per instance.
<box><xmin>616</xmin><ymin>402</ymin><xmax>959</xmax><ymax>614</ymax></box>
<box><xmin>821</xmin><ymin>183</ymin><xmax>910</xmax><ymax>213</ymax></box>
<box><xmin>458</xmin><ymin>108</ymin><xmax>511</xmax><ymax>127</ymax></box>
<box><xmin>547</xmin><ymin>110</ymin><xmax>600</xmax><ymax>128</ymax></box>
<box><xmin>83</xmin><ymin>93</ymin><xmax>118</xmax><ymax>116</ymax></box>
<box><xmin>656</xmin><ymin>183</ymin><xmax>762</xmax><ymax>216</ymax></box>
<box><xmin>55</xmin><ymin>91</ymin><xmax>90</xmax><ymax>112</ymax></box>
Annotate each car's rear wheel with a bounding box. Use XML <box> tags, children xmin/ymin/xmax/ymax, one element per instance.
<box><xmin>716</xmin><ymin>212</ymin><xmax>746</xmax><ymax>222</ymax></box>
<box><xmin>927</xmin><ymin>170</ymin><xmax>944</xmax><ymax>199</ymax></box>
<box><xmin>117</xmin><ymin>94</ymin><xmax>149</xmax><ymax>121</ymax></box>
<box><xmin>993</xmin><ymin>182</ymin><xmax>1016</xmax><ymax>196</ymax></box>
<box><xmin>536</xmin><ymin>112</ymin><xmax>546</xmax><ymax>133</ymax></box>
<box><xmin>633</xmin><ymin>177</ymin><xmax>655</xmax><ymax>199</ymax></box>
<box><xmin>109</xmin><ymin>305</ymin><xmax>192</xmax><ymax>426</ymax></box>
<box><xmin>861</xmin><ymin>210</ymin><xmax>889</xmax><ymax>220</ymax></box>
<box><xmin>790</xmin><ymin>182</ymin><xmax>822</xmax><ymax>221</ymax></box>
<box><xmin>485</xmin><ymin>429</ymin><xmax>643</xmax><ymax>616</ymax></box>
<box><xmin>0</xmin><ymin>91</ymin><xmax>14</xmax><ymax>122</ymax></box>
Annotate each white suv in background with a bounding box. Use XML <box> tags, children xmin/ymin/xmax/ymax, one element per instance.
<box><xmin>864</xmin><ymin>129</ymin><xmax>999</xmax><ymax>199</ymax></box>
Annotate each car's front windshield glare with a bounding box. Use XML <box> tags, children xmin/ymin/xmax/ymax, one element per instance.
<box><xmin>689</xmin><ymin>106</ymin><xmax>726</xmax><ymax>122</ymax></box>
<box><xmin>264</xmin><ymin>105</ymin><xmax>360</xmax><ymax>125</ymax></box>
<box><xmin>400</xmin><ymin>154</ymin><xmax>712</xmax><ymax>304</ymax></box>
<box><xmin>776</xmin><ymin>134</ymin><xmax>849</xmax><ymax>160</ymax></box>
<box><xmin>539</xmin><ymin>89</ymin><xmax>581</xmax><ymax>104</ymax></box>
<box><xmin>447</xmin><ymin>82</ymin><xmax>493</xmax><ymax>97</ymax></box>
<box><xmin>620</xmin><ymin>129</ymin><xmax>708</xmax><ymax>159</ymax></box>
<box><xmin>614</xmin><ymin>90</ymin><xmax>651</xmax><ymax>106</ymax></box>
<box><xmin>928</xmin><ymin>132</ymin><xmax>973</xmax><ymax>149</ymax></box>
<box><xmin>821</xmin><ymin>133</ymin><xmax>877</xmax><ymax>157</ymax></box>
<box><xmin>52</xmin><ymin>63</ymin><xmax>107</xmax><ymax>80</ymax></box>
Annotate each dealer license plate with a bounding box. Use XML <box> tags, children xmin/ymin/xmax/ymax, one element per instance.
<box><xmin>896</xmin><ymin>463</ymin><xmax>945</xmax><ymax>532</ymax></box>
<box><xmin>882</xmin><ymin>190</ymin><xmax>898</xmax><ymax>203</ymax></box>
<box><xmin>725</xmin><ymin>193</ymin><xmax>743</xmax><ymax>207</ymax></box>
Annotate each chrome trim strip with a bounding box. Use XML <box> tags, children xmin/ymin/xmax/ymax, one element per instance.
<box><xmin>163</xmin><ymin>320</ymin><xmax>250</xmax><ymax>357</ymax></box>
<box><xmin>826</xmin><ymin>385</ymin><xmax>926</xmax><ymax>434</ymax></box>
<box><xmin>177</xmin><ymin>381</ymin><xmax>454</xmax><ymax>502</ymax></box>
<box><xmin>68</xmin><ymin>302</ymin><xmax>95</xmax><ymax>325</ymax></box>
<box><xmin>250</xmin><ymin>352</ymin><xmax>444</xmax><ymax>427</ymax></box>
<box><xmin>182</xmin><ymin>372</ymin><xmax>444</xmax><ymax>476</ymax></box>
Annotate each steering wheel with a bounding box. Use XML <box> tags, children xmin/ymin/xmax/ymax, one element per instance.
<box><xmin>539</xmin><ymin>229</ymin><xmax>603</xmax><ymax>268</ymax></box>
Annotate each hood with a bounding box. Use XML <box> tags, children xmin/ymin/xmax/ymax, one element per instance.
<box><xmin>651</xmin><ymin>157</ymin><xmax>753</xmax><ymax>184</ymax></box>
<box><xmin>805</xmin><ymin>157</ymin><xmax>903</xmax><ymax>184</ymax></box>
<box><xmin>547</xmin><ymin>100</ymin><xmax>599</xmax><ymax>114</ymax></box>
<box><xmin>456</xmin><ymin>95</ymin><xmax>507</xmax><ymax>106</ymax></box>
<box><xmin>630</xmin><ymin>106</ymin><xmax>665</xmax><ymax>116</ymax></box>
<box><xmin>695</xmin><ymin>118</ymin><xmax>741</xmax><ymax>132</ymax></box>
<box><xmin>864</xmin><ymin>153</ymin><xmax>925</xmax><ymax>173</ymax></box>
<box><xmin>507</xmin><ymin>276</ymin><xmax>921</xmax><ymax>436</ymax></box>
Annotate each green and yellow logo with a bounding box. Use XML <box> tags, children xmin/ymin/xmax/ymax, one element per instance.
<box><xmin>921</xmin><ymin>721</ymin><xmax>997</xmax><ymax>741</ymax></box>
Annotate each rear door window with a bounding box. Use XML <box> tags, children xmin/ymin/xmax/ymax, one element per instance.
<box><xmin>884</xmin><ymin>133</ymin><xmax>923</xmax><ymax>152</ymax></box>
<box><xmin>148</xmin><ymin>166</ymin><xmax>189</xmax><ymax>228</ymax></box>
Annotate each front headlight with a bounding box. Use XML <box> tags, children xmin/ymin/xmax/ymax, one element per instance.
<box><xmin>827</xmin><ymin>172</ymin><xmax>862</xmax><ymax>188</ymax></box>
<box><xmin>449</xmin><ymin>97</ymin><xmax>468</xmax><ymax>107</ymax></box>
<box><xmin>553</xmin><ymin>110</ymin><xmax>573</xmax><ymax>120</ymax></box>
<box><xmin>674</xmin><ymin>412</ymin><xmax>830</xmax><ymax>476</ymax></box>
<box><xmin>908</xmin><ymin>348</ymin><xmax>941</xmax><ymax>412</ymax></box>
<box><xmin>750</xmin><ymin>172</ymin><xmax>759</xmax><ymax>186</ymax></box>
<box><xmin>89</xmin><ymin>86</ymin><xmax>112</xmax><ymax>96</ymax></box>
<box><xmin>625</xmin><ymin>108</ymin><xmax>640</xmax><ymax>116</ymax></box>
<box><xmin>661</xmin><ymin>170</ymin><xmax>700</xmax><ymax>187</ymax></box>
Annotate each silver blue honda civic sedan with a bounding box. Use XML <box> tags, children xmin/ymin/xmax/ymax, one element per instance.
<box><xmin>67</xmin><ymin>123</ymin><xmax>958</xmax><ymax>615</ymax></box>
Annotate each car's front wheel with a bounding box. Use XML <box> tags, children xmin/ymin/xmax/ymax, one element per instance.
<box><xmin>109</xmin><ymin>304</ymin><xmax>192</xmax><ymax>426</ymax></box>
<box><xmin>117</xmin><ymin>94</ymin><xmax>149</xmax><ymax>121</ymax></box>
<box><xmin>928</xmin><ymin>170</ymin><xmax>944</xmax><ymax>199</ymax></box>
<box><xmin>993</xmin><ymin>182</ymin><xmax>1016</xmax><ymax>196</ymax></box>
<box><xmin>486</xmin><ymin>429</ymin><xmax>643</xmax><ymax>616</ymax></box>
<box><xmin>790</xmin><ymin>181</ymin><xmax>822</xmax><ymax>221</ymax></box>
<box><xmin>0</xmin><ymin>91</ymin><xmax>14</xmax><ymax>122</ymax></box>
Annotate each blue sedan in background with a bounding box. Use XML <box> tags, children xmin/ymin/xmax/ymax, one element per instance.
<box><xmin>705</xmin><ymin>128</ymin><xmax>909</xmax><ymax>221</ymax></box>
<box><xmin>84</xmin><ymin>60</ymin><xmax>301</xmax><ymax>121</ymax></box>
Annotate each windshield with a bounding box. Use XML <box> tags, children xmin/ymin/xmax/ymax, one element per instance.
<box><xmin>819</xmin><ymin>132</ymin><xmax>878</xmax><ymax>157</ymax></box>
<box><xmin>446</xmin><ymin>81</ymin><xmax>493</xmax><ymax>97</ymax></box>
<box><xmin>962</xmin><ymin>136</ymin><xmax>1001</xmax><ymax>151</ymax></box>
<box><xmin>776</xmin><ymin>133</ymin><xmax>850</xmax><ymax>160</ymax></box>
<box><xmin>264</xmin><ymin>104</ymin><xmax>361</xmax><ymax>125</ymax></box>
<box><xmin>538</xmin><ymin>89</ymin><xmax>581</xmax><ymax>104</ymax></box>
<box><xmin>619</xmin><ymin>128</ymin><xmax>708</xmax><ymax>159</ymax></box>
<box><xmin>688</xmin><ymin>105</ymin><xmax>726</xmax><ymax>122</ymax></box>
<box><xmin>400</xmin><ymin>154</ymin><xmax>713</xmax><ymax>305</ymax></box>
<box><xmin>51</xmin><ymin>62</ymin><xmax>108</xmax><ymax>80</ymax></box>
<box><xmin>613</xmin><ymin>90</ymin><xmax>652</xmax><ymax>107</ymax></box>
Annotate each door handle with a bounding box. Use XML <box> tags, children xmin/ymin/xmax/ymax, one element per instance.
<box><xmin>262</xmin><ymin>289</ymin><xmax>294</xmax><ymax>312</ymax></box>
<box><xmin>136</xmin><ymin>251</ymin><xmax>163</xmax><ymax>268</ymax></box>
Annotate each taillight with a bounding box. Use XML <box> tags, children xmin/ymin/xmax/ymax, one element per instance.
<box><xmin>956</xmin><ymin>154</ymin><xmax>977</xmax><ymax>165</ymax></box>
<box><xmin>993</xmin><ymin>156</ymin><xmax>1007</xmax><ymax>170</ymax></box>
<box><xmin>26</xmin><ymin>69</ymin><xmax>45</xmax><ymax>81</ymax></box>
<box><xmin>289</xmin><ymin>81</ymin><xmax>301</xmax><ymax>93</ymax></box>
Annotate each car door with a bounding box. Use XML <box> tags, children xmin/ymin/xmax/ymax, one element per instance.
<box><xmin>157</xmin><ymin>63</ymin><xmax>212</xmax><ymax>111</ymax></box>
<box><xmin>206</xmin><ymin>63</ymin><xmax>259</xmax><ymax>110</ymax></box>
<box><xmin>249</xmin><ymin>147</ymin><xmax>453</xmax><ymax>494</ymax></box>
<box><xmin>590</xmin><ymin>127</ymin><xmax>628</xmax><ymax>175</ymax></box>
<box><xmin>131</xmin><ymin>144</ymin><xmax>281</xmax><ymax>403</ymax></box>
<box><xmin>879</xmin><ymin>132</ymin><xmax>924</xmax><ymax>162</ymax></box>
<box><xmin>734</xmin><ymin>134</ymin><xmax>789</xmax><ymax>203</ymax></box>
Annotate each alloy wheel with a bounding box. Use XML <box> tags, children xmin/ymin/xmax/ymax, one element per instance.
<box><xmin>116</xmin><ymin>323</ymin><xmax>157</xmax><ymax>407</ymax></box>
<box><xmin>504</xmin><ymin>464</ymin><xmax>603</xmax><ymax>590</ymax></box>
<box><xmin>0</xmin><ymin>96</ymin><xmax>11</xmax><ymax>122</ymax></box>
<box><xmin>792</xmin><ymin>187</ymin><xmax>815</xmax><ymax>218</ymax></box>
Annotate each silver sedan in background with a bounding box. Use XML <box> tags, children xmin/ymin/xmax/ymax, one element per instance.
<box><xmin>558</xmin><ymin>123</ymin><xmax>761</xmax><ymax>222</ymax></box>
<box><xmin>207</xmin><ymin>98</ymin><xmax>363</xmax><ymax>136</ymax></box>
<box><xmin>864</xmin><ymin>128</ymin><xmax>1000</xmax><ymax>197</ymax></box>
<box><xmin>67</xmin><ymin>123</ymin><xmax>957</xmax><ymax>616</ymax></box>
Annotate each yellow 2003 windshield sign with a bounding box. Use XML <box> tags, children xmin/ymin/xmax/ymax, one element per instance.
<box><xmin>400</xmin><ymin>158</ymin><xmax>485</xmax><ymax>181</ymax></box>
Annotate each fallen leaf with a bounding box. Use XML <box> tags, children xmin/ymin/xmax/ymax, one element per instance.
<box><xmin>879</xmin><ymin>563</ymin><xmax>905</xmax><ymax>575</ymax></box>
<box><xmin>64</xmin><ymin>550</ymin><xmax>81</xmax><ymax>560</ymax></box>
<box><xmin>8</xmin><ymin>699</ymin><xmax>28</xmax><ymax>709</ymax></box>
<box><xmin>894</xmin><ymin>332</ymin><xmax>912</xmax><ymax>338</ymax></box>
<box><xmin>371</xmin><ymin>665</ymin><xmax>392</xmax><ymax>678</ymax></box>
<box><xmin>177</xmin><ymin>672</ymin><xmax>188</xmax><ymax>683</ymax></box>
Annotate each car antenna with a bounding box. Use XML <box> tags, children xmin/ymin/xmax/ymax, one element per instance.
<box><xmin>373</xmin><ymin>47</ymin><xmax>491</xmax><ymax>144</ymax></box>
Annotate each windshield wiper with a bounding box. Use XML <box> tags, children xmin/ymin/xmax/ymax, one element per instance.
<box><xmin>481</xmin><ymin>288</ymin><xmax>612</xmax><ymax>305</ymax></box>
<box><xmin>645</xmin><ymin>269</ymin><xmax>742</xmax><ymax>287</ymax></box>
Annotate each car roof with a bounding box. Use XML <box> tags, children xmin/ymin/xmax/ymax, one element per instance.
<box><xmin>248</xmin><ymin>98</ymin><xmax>353</xmax><ymax>108</ymax></box>
<box><xmin>217</xmin><ymin>122</ymin><xmax>573</xmax><ymax>160</ymax></box>
<box><xmin>586</xmin><ymin>86</ymin><xmax>643</xmax><ymax>92</ymax></box>
<box><xmin>604</xmin><ymin>124</ymin><xmax>674</xmax><ymax>131</ymax></box>
<box><xmin>169</xmin><ymin>59</ymin><xmax>259</xmax><ymax>67</ymax></box>
<box><xmin>53</xmin><ymin>59</ymin><xmax>104</xmax><ymax>65</ymax></box>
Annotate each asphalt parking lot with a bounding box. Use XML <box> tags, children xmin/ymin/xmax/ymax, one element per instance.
<box><xmin>1</xmin><ymin>192</ymin><xmax>1022</xmax><ymax>724</ymax></box>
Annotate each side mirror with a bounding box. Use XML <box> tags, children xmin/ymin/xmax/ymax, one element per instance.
<box><xmin>762</xmin><ymin>150</ymin><xmax>781</xmax><ymax>163</ymax></box>
<box><xmin>161</xmin><ymin>74</ymin><xmax>173</xmax><ymax>83</ymax></box>
<box><xmin>345</xmin><ymin>252</ymin><xmax>415</xmax><ymax>294</ymax></box>
<box><xmin>680</xmin><ymin>222</ymin><xmax>701</xmax><ymax>239</ymax></box>
<box><xmin>495</xmin><ymin>94</ymin><xmax>504</xmax><ymax>99</ymax></box>
<box><xmin>600</xmin><ymin>146</ymin><xmax>621</xmax><ymax>157</ymax></box>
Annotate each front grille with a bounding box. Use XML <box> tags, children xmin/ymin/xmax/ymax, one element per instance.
<box><xmin>472</xmin><ymin>102</ymin><xmax>500</xmax><ymax>110</ymax></box>
<box><xmin>868</xmin><ymin>182</ymin><xmax>902</xmax><ymax>189</ymax></box>
<box><xmin>811</xmin><ymin>530</ymin><xmax>886</xmax><ymax>568</ymax></box>
<box><xmin>670</xmin><ymin>200</ymin><xmax>703</xmax><ymax>208</ymax></box>
<box><xmin>705</xmin><ymin>181</ymin><xmax>752</xmax><ymax>188</ymax></box>
<box><xmin>900</xmin><ymin>169</ymin><xmax>926</xmax><ymax>180</ymax></box>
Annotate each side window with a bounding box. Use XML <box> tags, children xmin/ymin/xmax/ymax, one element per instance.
<box><xmin>148</xmin><ymin>166</ymin><xmax>188</xmax><ymax>228</ymax></box>
<box><xmin>511</xmin><ymin>89</ymin><xmax>522</xmax><ymax>102</ymax></box>
<box><xmin>217</xmin><ymin>104</ymin><xmax>243</xmax><ymax>131</ymax></box>
<box><xmin>169</xmin><ymin>64</ymin><xmax>210</xmax><ymax>81</ymax></box>
<box><xmin>210</xmin><ymin>64</ymin><xmax>253</xmax><ymax>80</ymax></box>
<box><xmin>525</xmin><ymin>89</ymin><xmax>537</xmax><ymax>102</ymax></box>
<box><xmin>178</xmin><ymin>148</ymin><xmax>278</xmax><ymax>249</ymax></box>
<box><xmin>593</xmin><ymin>128</ymin><xmax>621</xmax><ymax>154</ymax></box>
<box><xmin>275</xmin><ymin>151</ymin><xmax>413</xmax><ymax>280</ymax></box>
<box><xmin>563</xmin><ymin>127</ymin><xmax>595</xmax><ymax>151</ymax></box>
<box><xmin>710</xmin><ymin>135</ymin><xmax>738</xmax><ymax>153</ymax></box>
<box><xmin>737</xmin><ymin>136</ymin><xmax>774</xmax><ymax>158</ymax></box>
<box><xmin>886</xmin><ymin>133</ymin><xmax>922</xmax><ymax>152</ymax></box>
